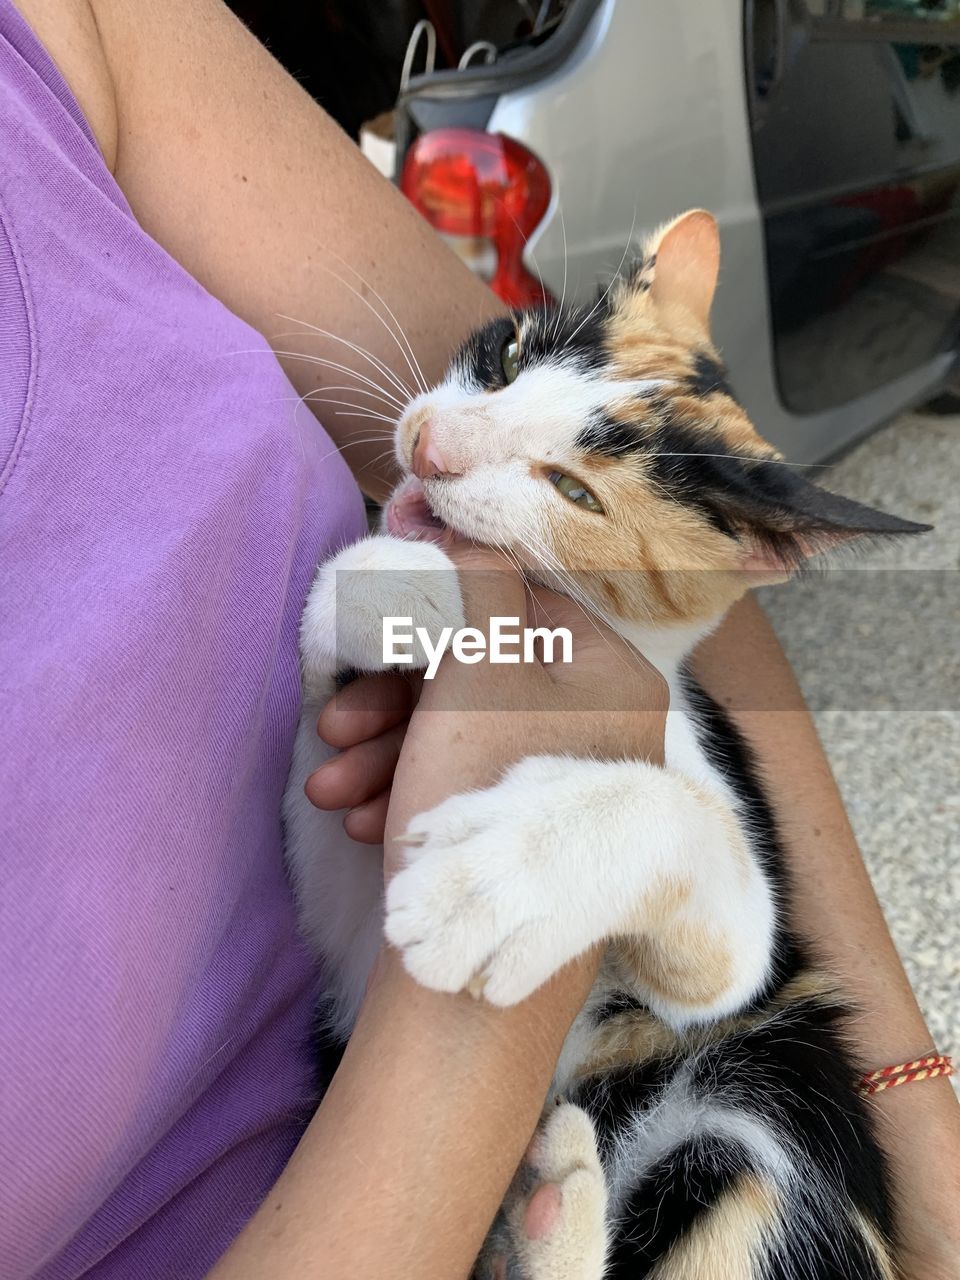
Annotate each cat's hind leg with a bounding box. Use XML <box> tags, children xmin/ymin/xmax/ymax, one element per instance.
<box><xmin>574</xmin><ymin>1002</ymin><xmax>896</xmax><ymax>1280</ymax></box>
<box><xmin>477</xmin><ymin>1103</ymin><xmax>608</xmax><ymax>1280</ymax></box>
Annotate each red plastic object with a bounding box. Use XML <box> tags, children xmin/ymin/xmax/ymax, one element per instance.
<box><xmin>400</xmin><ymin>128</ymin><xmax>553</xmax><ymax>307</ymax></box>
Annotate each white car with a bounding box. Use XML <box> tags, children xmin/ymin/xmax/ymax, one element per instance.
<box><xmin>228</xmin><ymin>0</ymin><xmax>960</xmax><ymax>461</ymax></box>
<box><xmin>394</xmin><ymin>0</ymin><xmax>960</xmax><ymax>460</ymax></box>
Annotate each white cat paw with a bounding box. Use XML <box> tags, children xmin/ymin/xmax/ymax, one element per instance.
<box><xmin>299</xmin><ymin>534</ymin><xmax>463</xmax><ymax>692</ymax></box>
<box><xmin>486</xmin><ymin>1104</ymin><xmax>607</xmax><ymax>1280</ymax></box>
<box><xmin>384</xmin><ymin>759</ymin><xmax>609</xmax><ymax>1005</ymax></box>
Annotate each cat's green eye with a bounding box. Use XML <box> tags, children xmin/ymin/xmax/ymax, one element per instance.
<box><xmin>548</xmin><ymin>471</ymin><xmax>604</xmax><ymax>515</ymax></box>
<box><xmin>501</xmin><ymin>336</ymin><xmax>519</xmax><ymax>384</ymax></box>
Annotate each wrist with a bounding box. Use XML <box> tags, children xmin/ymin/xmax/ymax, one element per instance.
<box><xmin>357</xmin><ymin>943</ymin><xmax>599</xmax><ymax>1074</ymax></box>
<box><xmin>866</xmin><ymin>1076</ymin><xmax>960</xmax><ymax>1275</ymax></box>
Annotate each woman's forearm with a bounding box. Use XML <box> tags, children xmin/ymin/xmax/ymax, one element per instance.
<box><xmin>215</xmin><ymin>566</ymin><xmax>667</xmax><ymax>1280</ymax></box>
<box><xmin>694</xmin><ymin>595</ymin><xmax>960</xmax><ymax>1273</ymax></box>
<box><xmin>209</xmin><ymin>950</ymin><xmax>597</xmax><ymax>1280</ymax></box>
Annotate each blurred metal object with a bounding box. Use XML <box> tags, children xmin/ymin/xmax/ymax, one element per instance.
<box><xmin>534</xmin><ymin>0</ymin><xmax>554</xmax><ymax>34</ymax></box>
<box><xmin>459</xmin><ymin>40</ymin><xmax>498</xmax><ymax>69</ymax></box>
<box><xmin>400</xmin><ymin>19</ymin><xmax>437</xmax><ymax>94</ymax></box>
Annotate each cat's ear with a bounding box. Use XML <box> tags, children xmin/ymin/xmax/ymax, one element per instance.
<box><xmin>706</xmin><ymin>459</ymin><xmax>933</xmax><ymax>582</ymax></box>
<box><xmin>648</xmin><ymin>210</ymin><xmax>720</xmax><ymax>335</ymax></box>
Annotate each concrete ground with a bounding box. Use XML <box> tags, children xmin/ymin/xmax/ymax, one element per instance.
<box><xmin>757</xmin><ymin>411</ymin><xmax>959</xmax><ymax>1080</ymax></box>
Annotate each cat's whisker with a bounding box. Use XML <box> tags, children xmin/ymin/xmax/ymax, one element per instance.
<box><xmin>230</xmin><ymin>344</ymin><xmax>405</xmax><ymax>408</ymax></box>
<box><xmin>311</xmin><ymin>246</ymin><xmax>430</xmax><ymax>396</ymax></box>
<box><xmin>493</xmin><ymin>539</ymin><xmax>594</xmax><ymax>653</ymax></box>
<box><xmin>310</xmin><ymin>434</ymin><xmax>397</xmax><ymax>469</ymax></box>
<box><xmin>280</xmin><ymin>375</ymin><xmax>400</xmax><ymax>430</ymax></box>
<box><xmin>336</xmin><ymin>411</ymin><xmax>405</xmax><ymax>424</ymax></box>
<box><xmin>535</xmin><ymin>549</ymin><xmax>616</xmax><ymax>637</ymax></box>
<box><xmin>303</xmin><ymin>275</ymin><xmax>427</xmax><ymax>396</ymax></box>
<box><xmin>647</xmin><ymin>452</ymin><xmax>829</xmax><ymax>469</ymax></box>
<box><xmin>499</xmin><ymin>542</ymin><xmax>531</xmax><ymax>588</ymax></box>
<box><xmin>563</xmin><ymin>205</ymin><xmax>638</xmax><ymax>352</ymax></box>
<box><xmin>327</xmin><ymin>434</ymin><xmax>392</xmax><ymax>449</ymax></box>
<box><xmin>296</xmin><ymin>394</ymin><xmax>399</xmax><ymax>425</ymax></box>
<box><xmin>551</xmin><ymin>199</ymin><xmax>569</xmax><ymax>342</ymax></box>
<box><xmin>519</xmin><ymin>532</ymin><xmax>622</xmax><ymax>659</ymax></box>
<box><xmin>267</xmin><ymin>350</ymin><xmax>407</xmax><ymax>409</ymax></box>
<box><xmin>364</xmin><ymin>445</ymin><xmax>401</xmax><ymax>474</ymax></box>
<box><xmin>506</xmin><ymin>208</ymin><xmax>548</xmax><ymax>310</ymax></box>
<box><xmin>485</xmin><ymin>543</ymin><xmax>526</xmax><ymax>583</ymax></box>
<box><xmin>273</xmin><ymin>317</ymin><xmax>414</xmax><ymax>401</ymax></box>
<box><xmin>311</xmin><ymin>410</ymin><xmax>397</xmax><ymax>426</ymax></box>
<box><xmin>313</xmin><ymin>384</ymin><xmax>406</xmax><ymax>412</ymax></box>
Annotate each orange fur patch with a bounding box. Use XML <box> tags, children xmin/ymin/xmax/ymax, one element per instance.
<box><xmin>648</xmin><ymin>1175</ymin><xmax>782</xmax><ymax>1280</ymax></box>
<box><xmin>578</xmin><ymin>965</ymin><xmax>838</xmax><ymax>1081</ymax></box>
<box><xmin>533</xmin><ymin>272</ymin><xmax>788</xmax><ymax>628</ymax></box>
<box><xmin>623</xmin><ymin>919</ymin><xmax>734</xmax><ymax>1009</ymax></box>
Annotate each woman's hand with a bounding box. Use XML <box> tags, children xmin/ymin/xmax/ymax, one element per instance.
<box><xmin>307</xmin><ymin>539</ymin><xmax>668</xmax><ymax>854</ymax></box>
<box><xmin>306</xmin><ymin>670</ymin><xmax>421</xmax><ymax>844</ymax></box>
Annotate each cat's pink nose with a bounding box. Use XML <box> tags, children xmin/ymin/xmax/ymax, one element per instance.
<box><xmin>411</xmin><ymin>422</ymin><xmax>458</xmax><ymax>479</ymax></box>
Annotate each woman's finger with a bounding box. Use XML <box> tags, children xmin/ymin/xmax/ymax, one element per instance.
<box><xmin>317</xmin><ymin>672</ymin><xmax>418</xmax><ymax>749</ymax></box>
<box><xmin>343</xmin><ymin>790</ymin><xmax>392</xmax><ymax>845</ymax></box>
<box><xmin>305</xmin><ymin>723</ymin><xmax>406</xmax><ymax>812</ymax></box>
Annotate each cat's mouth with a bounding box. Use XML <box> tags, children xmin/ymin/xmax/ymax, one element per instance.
<box><xmin>384</xmin><ymin>477</ymin><xmax>451</xmax><ymax>544</ymax></box>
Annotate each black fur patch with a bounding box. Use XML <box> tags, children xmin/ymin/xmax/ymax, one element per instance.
<box><xmin>683</xmin><ymin>675</ymin><xmax>811</xmax><ymax>1002</ymax></box>
<box><xmin>638</xmin><ymin>416</ymin><xmax>746</xmax><ymax>536</ymax></box>
<box><xmin>455</xmin><ymin>314</ymin><xmax>519</xmax><ymax>390</ymax></box>
<box><xmin>576</xmin><ymin>415</ymin><xmax>646</xmax><ymax>458</ymax></box>
<box><xmin>567</xmin><ymin>682</ymin><xmax>893</xmax><ymax>1276</ymax></box>
<box><xmin>626</xmin><ymin>251</ymin><xmax>657</xmax><ymax>289</ymax></box>
<box><xmin>683</xmin><ymin>677</ymin><xmax>788</xmax><ymax>892</ymax></box>
<box><xmin>455</xmin><ymin>303</ymin><xmax>613</xmax><ymax>391</ymax></box>
<box><xmin>693</xmin><ymin>1007</ymin><xmax>894</xmax><ymax>1238</ymax></box>
<box><xmin>605</xmin><ymin>1137</ymin><xmax>753</xmax><ymax>1276</ymax></box>
<box><xmin>687</xmin><ymin>349</ymin><xmax>735</xmax><ymax>399</ymax></box>
<box><xmin>593</xmin><ymin>990</ymin><xmax>648</xmax><ymax>1023</ymax></box>
<box><xmin>576</xmin><ymin>1056</ymin><xmax>679</xmax><ymax>1158</ymax></box>
<box><xmin>521</xmin><ymin>301</ymin><xmax>611</xmax><ymax>372</ymax></box>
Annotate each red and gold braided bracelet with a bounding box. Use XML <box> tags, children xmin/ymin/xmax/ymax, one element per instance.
<box><xmin>857</xmin><ymin>1053</ymin><xmax>955</xmax><ymax>1097</ymax></box>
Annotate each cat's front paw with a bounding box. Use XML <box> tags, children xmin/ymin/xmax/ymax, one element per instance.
<box><xmin>299</xmin><ymin>534</ymin><xmax>464</xmax><ymax>693</ymax></box>
<box><xmin>384</xmin><ymin>757</ymin><xmax>605</xmax><ymax>1005</ymax></box>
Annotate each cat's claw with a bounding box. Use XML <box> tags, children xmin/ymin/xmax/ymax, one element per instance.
<box><xmin>384</xmin><ymin>757</ymin><xmax>618</xmax><ymax>1006</ymax></box>
<box><xmin>383</xmin><ymin>792</ymin><xmax>566</xmax><ymax>1006</ymax></box>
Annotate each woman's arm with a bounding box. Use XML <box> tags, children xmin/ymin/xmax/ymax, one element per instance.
<box><xmin>693</xmin><ymin>596</ymin><xmax>960</xmax><ymax>1277</ymax></box>
<box><xmin>22</xmin><ymin>0</ymin><xmax>504</xmax><ymax>499</ymax></box>
<box><xmin>209</xmin><ymin>949</ymin><xmax>597</xmax><ymax>1280</ymax></box>
<box><xmin>212</xmin><ymin>555</ymin><xmax>668</xmax><ymax>1280</ymax></box>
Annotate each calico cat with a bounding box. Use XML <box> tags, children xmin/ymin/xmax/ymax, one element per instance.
<box><xmin>282</xmin><ymin>210</ymin><xmax>929</xmax><ymax>1279</ymax></box>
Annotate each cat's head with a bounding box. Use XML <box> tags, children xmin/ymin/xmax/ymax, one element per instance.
<box><xmin>389</xmin><ymin>210</ymin><xmax>930</xmax><ymax>629</ymax></box>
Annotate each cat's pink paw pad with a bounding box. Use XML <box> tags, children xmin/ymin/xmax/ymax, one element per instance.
<box><xmin>507</xmin><ymin>1104</ymin><xmax>608</xmax><ymax>1280</ymax></box>
<box><xmin>523</xmin><ymin>1183</ymin><xmax>562</xmax><ymax>1240</ymax></box>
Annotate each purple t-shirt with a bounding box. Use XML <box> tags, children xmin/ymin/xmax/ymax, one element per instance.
<box><xmin>0</xmin><ymin>5</ymin><xmax>367</xmax><ymax>1276</ymax></box>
